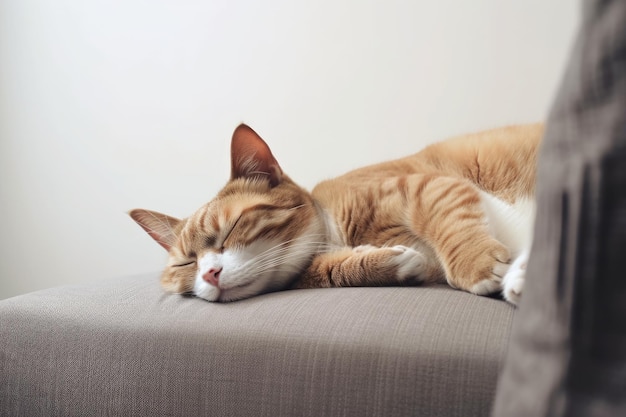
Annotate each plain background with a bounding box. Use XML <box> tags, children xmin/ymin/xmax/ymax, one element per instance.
<box><xmin>0</xmin><ymin>0</ymin><xmax>579</xmax><ymax>300</ymax></box>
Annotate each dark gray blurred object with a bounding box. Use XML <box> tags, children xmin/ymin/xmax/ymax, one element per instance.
<box><xmin>492</xmin><ymin>0</ymin><xmax>626</xmax><ymax>416</ymax></box>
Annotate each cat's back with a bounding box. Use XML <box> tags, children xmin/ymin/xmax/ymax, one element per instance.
<box><xmin>313</xmin><ymin>123</ymin><xmax>543</xmax><ymax>203</ymax></box>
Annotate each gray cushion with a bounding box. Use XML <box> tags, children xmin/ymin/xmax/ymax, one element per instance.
<box><xmin>1</xmin><ymin>274</ymin><xmax>514</xmax><ymax>417</ymax></box>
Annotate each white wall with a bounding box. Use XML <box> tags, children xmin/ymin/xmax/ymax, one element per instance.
<box><xmin>0</xmin><ymin>0</ymin><xmax>579</xmax><ymax>300</ymax></box>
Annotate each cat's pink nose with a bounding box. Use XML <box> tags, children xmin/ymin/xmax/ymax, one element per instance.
<box><xmin>203</xmin><ymin>268</ymin><xmax>222</xmax><ymax>286</ymax></box>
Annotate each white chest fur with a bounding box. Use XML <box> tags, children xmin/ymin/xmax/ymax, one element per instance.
<box><xmin>480</xmin><ymin>192</ymin><xmax>536</xmax><ymax>259</ymax></box>
<box><xmin>479</xmin><ymin>192</ymin><xmax>536</xmax><ymax>304</ymax></box>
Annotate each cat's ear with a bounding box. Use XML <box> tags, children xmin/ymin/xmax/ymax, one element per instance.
<box><xmin>129</xmin><ymin>209</ymin><xmax>180</xmax><ymax>251</ymax></box>
<box><xmin>230</xmin><ymin>124</ymin><xmax>283</xmax><ymax>187</ymax></box>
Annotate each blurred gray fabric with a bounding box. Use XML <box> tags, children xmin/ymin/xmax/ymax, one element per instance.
<box><xmin>491</xmin><ymin>0</ymin><xmax>626</xmax><ymax>416</ymax></box>
<box><xmin>0</xmin><ymin>276</ymin><xmax>513</xmax><ymax>417</ymax></box>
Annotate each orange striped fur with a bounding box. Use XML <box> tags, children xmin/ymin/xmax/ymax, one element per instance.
<box><xmin>130</xmin><ymin>123</ymin><xmax>542</xmax><ymax>303</ymax></box>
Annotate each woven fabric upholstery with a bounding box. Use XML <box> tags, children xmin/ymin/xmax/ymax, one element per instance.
<box><xmin>1</xmin><ymin>274</ymin><xmax>514</xmax><ymax>417</ymax></box>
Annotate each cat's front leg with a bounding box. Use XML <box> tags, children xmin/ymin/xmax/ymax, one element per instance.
<box><xmin>294</xmin><ymin>245</ymin><xmax>428</xmax><ymax>289</ymax></box>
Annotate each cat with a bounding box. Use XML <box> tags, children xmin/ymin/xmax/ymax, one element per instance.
<box><xmin>130</xmin><ymin>123</ymin><xmax>541</xmax><ymax>304</ymax></box>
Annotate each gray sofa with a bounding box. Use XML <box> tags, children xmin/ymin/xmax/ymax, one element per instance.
<box><xmin>0</xmin><ymin>277</ymin><xmax>513</xmax><ymax>416</ymax></box>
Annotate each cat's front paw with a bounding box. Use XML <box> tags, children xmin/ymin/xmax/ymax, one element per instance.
<box><xmin>388</xmin><ymin>245</ymin><xmax>428</xmax><ymax>282</ymax></box>
<box><xmin>467</xmin><ymin>245</ymin><xmax>510</xmax><ymax>296</ymax></box>
<box><xmin>502</xmin><ymin>251</ymin><xmax>528</xmax><ymax>305</ymax></box>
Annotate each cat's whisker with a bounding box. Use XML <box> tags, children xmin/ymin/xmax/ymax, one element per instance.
<box><xmin>252</xmin><ymin>248</ymin><xmax>318</xmax><ymax>268</ymax></box>
<box><xmin>250</xmin><ymin>242</ymin><xmax>334</xmax><ymax>265</ymax></box>
<box><xmin>251</xmin><ymin>239</ymin><xmax>334</xmax><ymax>261</ymax></box>
<box><xmin>251</xmin><ymin>250</ymin><xmax>315</xmax><ymax>271</ymax></box>
<box><xmin>249</xmin><ymin>241</ymin><xmax>333</xmax><ymax>271</ymax></box>
<box><xmin>286</xmin><ymin>204</ymin><xmax>306</xmax><ymax>211</ymax></box>
<box><xmin>250</xmin><ymin>235</ymin><xmax>330</xmax><ymax>259</ymax></box>
<box><xmin>253</xmin><ymin>239</ymin><xmax>333</xmax><ymax>256</ymax></box>
<box><xmin>251</xmin><ymin>254</ymin><xmax>314</xmax><ymax>275</ymax></box>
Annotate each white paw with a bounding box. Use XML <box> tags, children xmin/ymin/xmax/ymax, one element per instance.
<box><xmin>469</xmin><ymin>276</ymin><xmax>502</xmax><ymax>295</ymax></box>
<box><xmin>502</xmin><ymin>251</ymin><xmax>528</xmax><ymax>305</ymax></box>
<box><xmin>388</xmin><ymin>245</ymin><xmax>427</xmax><ymax>282</ymax></box>
<box><xmin>468</xmin><ymin>258</ymin><xmax>509</xmax><ymax>295</ymax></box>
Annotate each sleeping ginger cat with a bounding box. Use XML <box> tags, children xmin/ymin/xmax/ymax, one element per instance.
<box><xmin>130</xmin><ymin>123</ymin><xmax>541</xmax><ymax>304</ymax></box>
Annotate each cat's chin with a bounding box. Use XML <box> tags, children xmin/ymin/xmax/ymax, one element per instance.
<box><xmin>192</xmin><ymin>285</ymin><xmax>220</xmax><ymax>302</ymax></box>
<box><xmin>193</xmin><ymin>279</ymin><xmax>266</xmax><ymax>303</ymax></box>
<box><xmin>216</xmin><ymin>287</ymin><xmax>257</xmax><ymax>302</ymax></box>
<box><xmin>216</xmin><ymin>284</ymin><xmax>257</xmax><ymax>302</ymax></box>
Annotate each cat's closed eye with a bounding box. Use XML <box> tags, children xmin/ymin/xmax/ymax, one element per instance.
<box><xmin>173</xmin><ymin>261</ymin><xmax>195</xmax><ymax>268</ymax></box>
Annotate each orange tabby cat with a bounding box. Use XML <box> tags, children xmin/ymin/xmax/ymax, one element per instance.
<box><xmin>130</xmin><ymin>123</ymin><xmax>542</xmax><ymax>304</ymax></box>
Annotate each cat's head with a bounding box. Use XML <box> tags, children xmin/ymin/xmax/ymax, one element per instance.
<box><xmin>130</xmin><ymin>124</ymin><xmax>326</xmax><ymax>302</ymax></box>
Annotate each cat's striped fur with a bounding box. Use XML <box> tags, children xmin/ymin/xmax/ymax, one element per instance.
<box><xmin>130</xmin><ymin>123</ymin><xmax>542</xmax><ymax>304</ymax></box>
